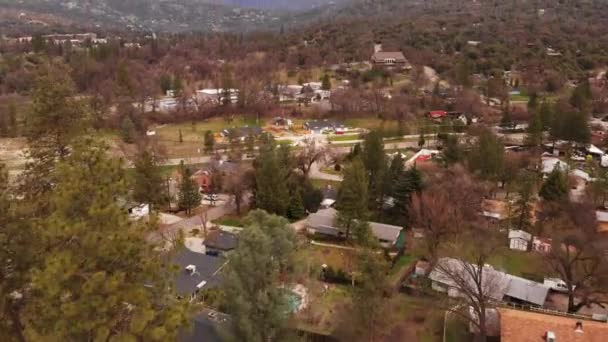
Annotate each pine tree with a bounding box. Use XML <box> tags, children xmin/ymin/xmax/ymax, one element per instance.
<box><xmin>391</xmin><ymin>167</ymin><xmax>423</xmax><ymax>225</ymax></box>
<box><xmin>21</xmin><ymin>62</ymin><xmax>89</xmax><ymax>207</ymax></box>
<box><xmin>133</xmin><ymin>150</ymin><xmax>165</xmax><ymax>212</ymax></box>
<box><xmin>539</xmin><ymin>101</ymin><xmax>554</xmax><ymax>131</ymax></box>
<box><xmin>352</xmin><ymin>247</ymin><xmax>388</xmax><ymax>341</ymax></box>
<box><xmin>286</xmin><ymin>193</ymin><xmax>306</xmax><ymax>220</ymax></box>
<box><xmin>178</xmin><ymin>162</ymin><xmax>201</xmax><ymax>215</ymax></box>
<box><xmin>254</xmin><ymin>143</ymin><xmax>290</xmax><ymax>216</ymax></box>
<box><xmin>336</xmin><ymin>157</ymin><xmax>369</xmax><ymax>240</ymax></box>
<box><xmin>321</xmin><ymin>74</ymin><xmax>331</xmax><ymax>90</ymax></box>
<box><xmin>121</xmin><ymin>116</ymin><xmax>136</xmax><ymax>143</ymax></box>
<box><xmin>362</xmin><ymin>131</ymin><xmax>386</xmax><ymax>211</ymax></box>
<box><xmin>225</xmin><ymin>210</ymin><xmax>296</xmax><ymax>341</ymax></box>
<box><xmin>203</xmin><ymin>130</ymin><xmax>215</xmax><ymax>154</ymax></box>
<box><xmin>23</xmin><ymin>141</ymin><xmax>192</xmax><ymax>340</ymax></box>
<box><xmin>526</xmin><ymin>110</ymin><xmax>543</xmax><ymax>147</ymax></box>
<box><xmin>468</xmin><ymin>130</ymin><xmax>505</xmax><ymax>181</ymax></box>
<box><xmin>510</xmin><ymin>172</ymin><xmax>536</xmax><ymax>232</ymax></box>
<box><xmin>539</xmin><ymin>167</ymin><xmax>569</xmax><ymax>202</ymax></box>
<box><xmin>442</xmin><ymin>135</ymin><xmax>463</xmax><ymax>166</ymax></box>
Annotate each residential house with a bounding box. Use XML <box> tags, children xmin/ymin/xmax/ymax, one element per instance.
<box><xmin>272</xmin><ymin>117</ymin><xmax>293</xmax><ymax>129</ymax></box>
<box><xmin>304</xmin><ymin>120</ymin><xmax>347</xmax><ymax>134</ymax></box>
<box><xmin>196</xmin><ymin>89</ymin><xmax>239</xmax><ymax>105</ymax></box>
<box><xmin>172</xmin><ymin>249</ymin><xmax>225</xmax><ymax>302</ymax></box>
<box><xmin>192</xmin><ymin>160</ymin><xmax>239</xmax><ymax>193</ymax></box>
<box><xmin>221</xmin><ymin>127</ymin><xmax>263</xmax><ymax>141</ymax></box>
<box><xmin>203</xmin><ymin>230</ymin><xmax>238</xmax><ymax>256</ymax></box>
<box><xmin>508</xmin><ymin>229</ymin><xmax>532</xmax><ymax>251</ymax></box>
<box><xmin>429</xmin><ymin>257</ymin><xmax>549</xmax><ymax>307</ymax></box>
<box><xmin>371</xmin><ymin>43</ymin><xmax>410</xmax><ymax>69</ymax></box>
<box><xmin>404</xmin><ymin>149</ymin><xmax>439</xmax><ymax>169</ymax></box>
<box><xmin>532</xmin><ymin>237</ymin><xmax>553</xmax><ymax>253</ymax></box>
<box><xmin>499</xmin><ymin>308</ymin><xmax>608</xmax><ymax>342</ymax></box>
<box><xmin>306</xmin><ymin>208</ymin><xmax>403</xmax><ymax>248</ymax></box>
<box><xmin>320</xmin><ymin>185</ymin><xmax>338</xmax><ymax>209</ymax></box>
<box><xmin>428</xmin><ymin>110</ymin><xmax>447</xmax><ymax>120</ymax></box>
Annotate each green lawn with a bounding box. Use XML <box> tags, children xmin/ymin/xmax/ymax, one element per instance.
<box><xmin>310</xmin><ymin>179</ymin><xmax>342</xmax><ymax>190</ymax></box>
<box><xmin>328</xmin><ymin>134</ymin><xmax>362</xmax><ymax>142</ymax></box>
<box><xmin>213</xmin><ymin>215</ymin><xmax>245</xmax><ymax>228</ymax></box>
<box><xmin>319</xmin><ymin>166</ymin><xmax>342</xmax><ymax>176</ymax></box>
<box><xmin>155</xmin><ymin>116</ymin><xmax>265</xmax><ymax>142</ymax></box>
<box><xmin>489</xmin><ymin>249</ymin><xmax>544</xmax><ymax>279</ymax></box>
<box><xmin>510</xmin><ymin>94</ymin><xmax>530</xmax><ymax>102</ymax></box>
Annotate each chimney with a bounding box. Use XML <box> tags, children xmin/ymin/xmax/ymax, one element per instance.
<box><xmin>374</xmin><ymin>42</ymin><xmax>383</xmax><ymax>54</ymax></box>
<box><xmin>575</xmin><ymin>321</ymin><xmax>584</xmax><ymax>333</ymax></box>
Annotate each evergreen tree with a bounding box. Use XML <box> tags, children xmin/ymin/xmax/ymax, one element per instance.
<box><xmin>133</xmin><ymin>150</ymin><xmax>165</xmax><ymax>212</ymax></box>
<box><xmin>23</xmin><ymin>141</ymin><xmax>192</xmax><ymax>340</ymax></box>
<box><xmin>527</xmin><ymin>92</ymin><xmax>538</xmax><ymax>110</ymax></box>
<box><xmin>539</xmin><ymin>167</ymin><xmax>569</xmax><ymax>202</ymax></box>
<box><xmin>526</xmin><ymin>110</ymin><xmax>544</xmax><ymax>147</ymax></box>
<box><xmin>121</xmin><ymin>116</ymin><xmax>136</xmax><ymax>144</ymax></box>
<box><xmin>21</xmin><ymin>62</ymin><xmax>89</xmax><ymax>207</ymax></box>
<box><xmin>321</xmin><ymin>74</ymin><xmax>331</xmax><ymax>90</ymax></box>
<box><xmin>570</xmin><ymin>79</ymin><xmax>592</xmax><ymax>111</ymax></box>
<box><xmin>468</xmin><ymin>130</ymin><xmax>505</xmax><ymax>181</ymax></box>
<box><xmin>203</xmin><ymin>130</ymin><xmax>215</xmax><ymax>154</ymax></box>
<box><xmin>362</xmin><ymin>131</ymin><xmax>386</xmax><ymax>210</ymax></box>
<box><xmin>442</xmin><ymin>135</ymin><xmax>463</xmax><ymax>166</ymax></box>
<box><xmin>245</xmin><ymin>133</ymin><xmax>255</xmax><ymax>154</ymax></box>
<box><xmin>254</xmin><ymin>143</ymin><xmax>290</xmax><ymax>216</ymax></box>
<box><xmin>286</xmin><ymin>193</ymin><xmax>306</xmax><ymax>220</ymax></box>
<box><xmin>510</xmin><ymin>172</ymin><xmax>536</xmax><ymax>232</ymax></box>
<box><xmin>352</xmin><ymin>247</ymin><xmax>389</xmax><ymax>341</ymax></box>
<box><xmin>225</xmin><ymin>210</ymin><xmax>297</xmax><ymax>342</ymax></box>
<box><xmin>500</xmin><ymin>108</ymin><xmax>514</xmax><ymax>129</ymax></box>
<box><xmin>391</xmin><ymin>167</ymin><xmax>423</xmax><ymax>225</ymax></box>
<box><xmin>336</xmin><ymin>157</ymin><xmax>369</xmax><ymax>240</ymax></box>
<box><xmin>539</xmin><ymin>101</ymin><xmax>554</xmax><ymax>131</ymax></box>
<box><xmin>418</xmin><ymin>131</ymin><xmax>426</xmax><ymax>149</ymax></box>
<box><xmin>178</xmin><ymin>162</ymin><xmax>201</xmax><ymax>215</ymax></box>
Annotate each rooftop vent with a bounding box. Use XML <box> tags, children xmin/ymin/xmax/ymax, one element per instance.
<box><xmin>185</xmin><ymin>265</ymin><xmax>196</xmax><ymax>275</ymax></box>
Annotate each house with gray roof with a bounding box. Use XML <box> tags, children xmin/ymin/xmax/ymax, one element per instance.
<box><xmin>429</xmin><ymin>257</ymin><xmax>549</xmax><ymax>307</ymax></box>
<box><xmin>306</xmin><ymin>208</ymin><xmax>403</xmax><ymax>248</ymax></box>
<box><xmin>371</xmin><ymin>43</ymin><xmax>410</xmax><ymax>69</ymax></box>
<box><xmin>172</xmin><ymin>249</ymin><xmax>226</xmax><ymax>301</ymax></box>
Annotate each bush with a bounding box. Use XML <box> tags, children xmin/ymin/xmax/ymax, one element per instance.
<box><xmin>321</xmin><ymin>265</ymin><xmax>351</xmax><ymax>285</ymax></box>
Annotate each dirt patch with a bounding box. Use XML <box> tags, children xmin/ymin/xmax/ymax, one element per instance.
<box><xmin>0</xmin><ymin>137</ymin><xmax>28</xmax><ymax>177</ymax></box>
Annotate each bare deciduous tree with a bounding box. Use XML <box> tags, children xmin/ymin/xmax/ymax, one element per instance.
<box><xmin>542</xmin><ymin>202</ymin><xmax>608</xmax><ymax>313</ymax></box>
<box><xmin>295</xmin><ymin>138</ymin><xmax>329</xmax><ymax>176</ymax></box>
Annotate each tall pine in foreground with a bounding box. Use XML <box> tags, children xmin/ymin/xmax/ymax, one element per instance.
<box><xmin>22</xmin><ymin>141</ymin><xmax>192</xmax><ymax>341</ymax></box>
<box><xmin>133</xmin><ymin>149</ymin><xmax>166</xmax><ymax>212</ymax></box>
<box><xmin>336</xmin><ymin>157</ymin><xmax>369</xmax><ymax>240</ymax></box>
<box><xmin>21</xmin><ymin>61</ymin><xmax>89</xmax><ymax>208</ymax></box>
<box><xmin>224</xmin><ymin>210</ymin><xmax>297</xmax><ymax>342</ymax></box>
<box><xmin>178</xmin><ymin>162</ymin><xmax>201</xmax><ymax>215</ymax></box>
<box><xmin>540</xmin><ymin>167</ymin><xmax>569</xmax><ymax>202</ymax></box>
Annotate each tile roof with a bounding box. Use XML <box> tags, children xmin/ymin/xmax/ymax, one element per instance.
<box><xmin>499</xmin><ymin>308</ymin><xmax>608</xmax><ymax>342</ymax></box>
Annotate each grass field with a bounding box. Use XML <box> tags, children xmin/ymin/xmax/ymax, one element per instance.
<box><xmin>311</xmin><ymin>179</ymin><xmax>342</xmax><ymax>190</ymax></box>
<box><xmin>327</xmin><ymin>134</ymin><xmax>362</xmax><ymax>142</ymax></box>
<box><xmin>489</xmin><ymin>249</ymin><xmax>544</xmax><ymax>278</ymax></box>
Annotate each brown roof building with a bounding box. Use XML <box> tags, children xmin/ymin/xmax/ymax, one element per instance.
<box><xmin>499</xmin><ymin>308</ymin><xmax>608</xmax><ymax>342</ymax></box>
<box><xmin>371</xmin><ymin>43</ymin><xmax>410</xmax><ymax>68</ymax></box>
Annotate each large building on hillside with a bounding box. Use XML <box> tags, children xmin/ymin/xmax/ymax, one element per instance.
<box><xmin>371</xmin><ymin>43</ymin><xmax>410</xmax><ymax>69</ymax></box>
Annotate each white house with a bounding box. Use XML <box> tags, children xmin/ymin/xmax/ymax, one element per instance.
<box><xmin>508</xmin><ymin>229</ymin><xmax>532</xmax><ymax>251</ymax></box>
<box><xmin>196</xmin><ymin>89</ymin><xmax>238</xmax><ymax>105</ymax></box>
